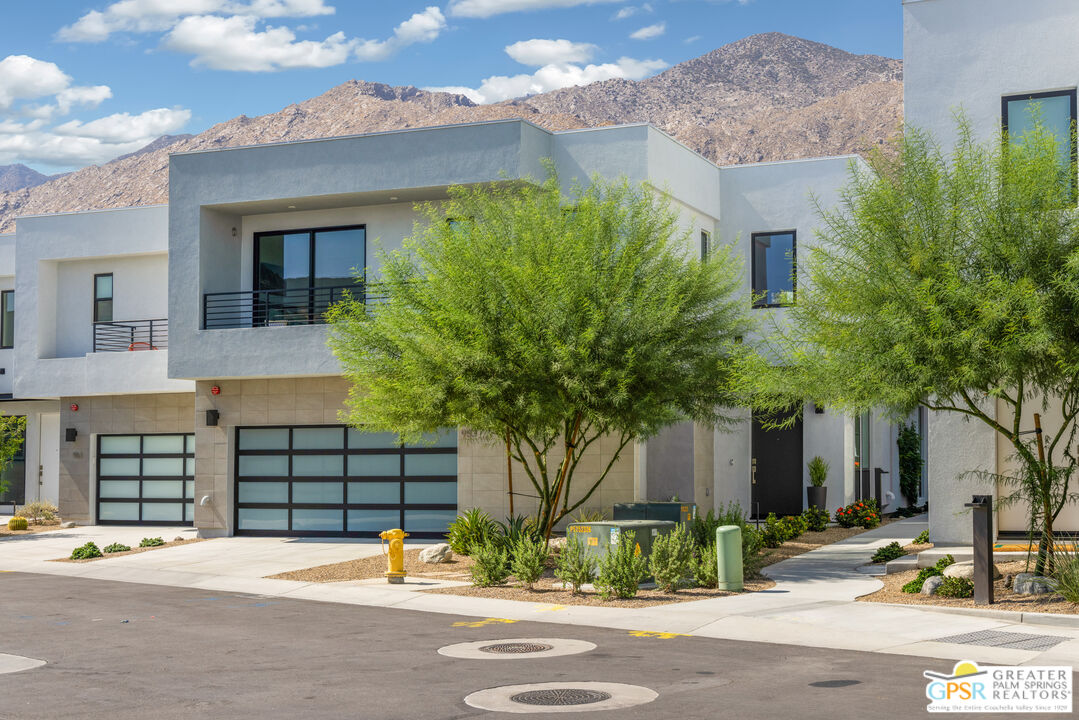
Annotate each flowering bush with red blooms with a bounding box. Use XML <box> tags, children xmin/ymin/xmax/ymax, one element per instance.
<box><xmin>834</xmin><ymin>500</ymin><xmax>881</xmax><ymax>529</ymax></box>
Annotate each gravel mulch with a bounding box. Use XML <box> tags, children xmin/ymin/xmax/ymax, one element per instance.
<box><xmin>52</xmin><ymin>538</ymin><xmax>205</xmax><ymax>563</ymax></box>
<box><xmin>269</xmin><ymin>548</ymin><xmax>475</xmax><ymax>583</ymax></box>
<box><xmin>858</xmin><ymin>559</ymin><xmax>1079</xmax><ymax>615</ymax></box>
<box><xmin>0</xmin><ymin>521</ymin><xmax>65</xmax><ymax>537</ymax></box>
<box><xmin>421</xmin><ymin>577</ymin><xmax>776</xmax><ymax>607</ymax></box>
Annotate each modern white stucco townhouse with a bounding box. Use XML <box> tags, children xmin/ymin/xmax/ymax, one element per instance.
<box><xmin>3</xmin><ymin>118</ymin><xmax>907</xmax><ymax>538</ymax></box>
<box><xmin>905</xmin><ymin>0</ymin><xmax>1079</xmax><ymax>543</ymax></box>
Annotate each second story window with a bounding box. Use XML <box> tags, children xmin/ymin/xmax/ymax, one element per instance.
<box><xmin>1003</xmin><ymin>89</ymin><xmax>1077</xmax><ymax>168</ymax></box>
<box><xmin>700</xmin><ymin>230</ymin><xmax>712</xmax><ymax>261</ymax></box>
<box><xmin>94</xmin><ymin>274</ymin><xmax>113</xmax><ymax>323</ymax></box>
<box><xmin>1</xmin><ymin>290</ymin><xmax>12</xmax><ymax>349</ymax></box>
<box><xmin>752</xmin><ymin>231</ymin><xmax>796</xmax><ymax>308</ymax></box>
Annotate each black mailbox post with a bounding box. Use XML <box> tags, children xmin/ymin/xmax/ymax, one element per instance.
<box><xmin>963</xmin><ymin>494</ymin><xmax>994</xmax><ymax>605</ymax></box>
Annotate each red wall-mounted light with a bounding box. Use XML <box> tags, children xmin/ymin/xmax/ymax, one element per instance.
<box><xmin>69</xmin><ymin>403</ymin><xmax>79</xmax><ymax>412</ymax></box>
<box><xmin>211</xmin><ymin>385</ymin><xmax>221</xmax><ymax>396</ymax></box>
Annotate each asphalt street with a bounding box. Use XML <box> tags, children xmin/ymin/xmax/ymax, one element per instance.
<box><xmin>0</xmin><ymin>572</ymin><xmax>1066</xmax><ymax>719</ymax></box>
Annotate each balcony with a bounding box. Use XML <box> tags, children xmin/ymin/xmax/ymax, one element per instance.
<box><xmin>93</xmin><ymin>318</ymin><xmax>168</xmax><ymax>352</ymax></box>
<box><xmin>203</xmin><ymin>284</ymin><xmax>383</xmax><ymax>330</ymax></box>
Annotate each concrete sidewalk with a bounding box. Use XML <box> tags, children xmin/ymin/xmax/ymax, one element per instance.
<box><xmin>3</xmin><ymin>518</ymin><xmax>1079</xmax><ymax>668</ymax></box>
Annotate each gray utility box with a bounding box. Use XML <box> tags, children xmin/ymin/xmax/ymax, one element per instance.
<box><xmin>566</xmin><ymin>520</ymin><xmax>676</xmax><ymax>561</ymax></box>
<box><xmin>613</xmin><ymin>502</ymin><xmax>697</xmax><ymax>525</ymax></box>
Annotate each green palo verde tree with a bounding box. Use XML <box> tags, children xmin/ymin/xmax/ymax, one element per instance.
<box><xmin>0</xmin><ymin>415</ymin><xmax>26</xmax><ymax>499</ymax></box>
<box><xmin>733</xmin><ymin>116</ymin><xmax>1079</xmax><ymax>575</ymax></box>
<box><xmin>328</xmin><ymin>168</ymin><xmax>752</xmax><ymax>538</ymax></box>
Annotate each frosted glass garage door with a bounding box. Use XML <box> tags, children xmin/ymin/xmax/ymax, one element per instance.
<box><xmin>235</xmin><ymin>425</ymin><xmax>457</xmax><ymax>537</ymax></box>
<box><xmin>97</xmin><ymin>434</ymin><xmax>195</xmax><ymax>525</ymax></box>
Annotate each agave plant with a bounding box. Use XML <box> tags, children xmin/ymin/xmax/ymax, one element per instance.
<box><xmin>446</xmin><ymin>508</ymin><xmax>496</xmax><ymax>555</ymax></box>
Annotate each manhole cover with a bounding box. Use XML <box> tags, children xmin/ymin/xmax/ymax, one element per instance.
<box><xmin>510</xmin><ymin>689</ymin><xmax>613</xmax><ymax>706</ymax></box>
<box><xmin>810</xmin><ymin>680</ymin><xmax>862</xmax><ymax>688</ymax></box>
<box><xmin>480</xmin><ymin>642</ymin><xmax>554</xmax><ymax>654</ymax></box>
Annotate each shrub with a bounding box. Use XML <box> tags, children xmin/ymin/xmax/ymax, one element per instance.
<box><xmin>102</xmin><ymin>542</ymin><xmax>131</xmax><ymax>554</ymax></box>
<box><xmin>691</xmin><ymin>502</ymin><xmax>751</xmax><ymax>549</ymax></box>
<box><xmin>934</xmin><ymin>554</ymin><xmax>955</xmax><ymax>572</ymax></box>
<box><xmin>761</xmin><ymin>513</ymin><xmax>786</xmax><ymax>548</ymax></box>
<box><xmin>902</xmin><ymin>567</ymin><xmax>942</xmax><ymax>593</ymax></box>
<box><xmin>695</xmin><ymin>543</ymin><xmax>718</xmax><ymax>588</ymax></box>
<box><xmin>834</xmin><ymin>500</ymin><xmax>881</xmax><ymax>529</ymax></box>
<box><xmin>802</xmin><ymin>507</ymin><xmax>829</xmax><ymax>532</ymax></box>
<box><xmin>595</xmin><ymin>531</ymin><xmax>648</xmax><ymax>599</ymax></box>
<box><xmin>17</xmin><ymin>500</ymin><xmax>58</xmax><ymax>524</ymax></box>
<box><xmin>139</xmin><ymin>537</ymin><xmax>165</xmax><ymax>547</ymax></box>
<box><xmin>555</xmin><ymin>535</ymin><xmax>596</xmax><ymax>594</ymax></box>
<box><xmin>937</xmin><ymin>576</ymin><xmax>974</xmax><ymax>598</ymax></box>
<box><xmin>779</xmin><ymin>514</ymin><xmax>808</xmax><ymax>538</ymax></box>
<box><xmin>807</xmin><ymin>455</ymin><xmax>829</xmax><ymax>488</ymax></box>
<box><xmin>71</xmin><ymin>541</ymin><xmax>102</xmax><ymax>560</ymax></box>
<box><xmin>496</xmin><ymin>514</ymin><xmax>541</xmax><ymax>549</ymax></box>
<box><xmin>7</xmin><ymin>516</ymin><xmax>28</xmax><ymax>531</ymax></box>
<box><xmin>649</xmin><ymin>523</ymin><xmax>695</xmax><ymax>593</ymax></box>
<box><xmin>468</xmin><ymin>539</ymin><xmax>510</xmax><ymax>587</ymax></box>
<box><xmin>914</xmin><ymin>529</ymin><xmax>930</xmax><ymax>545</ymax></box>
<box><xmin>570</xmin><ymin>508</ymin><xmax>607</xmax><ymax>523</ymax></box>
<box><xmin>741</xmin><ymin>526</ymin><xmax>766</xmax><ymax>579</ymax></box>
<box><xmin>447</xmin><ymin>508</ymin><xmax>496</xmax><ymax>555</ymax></box>
<box><xmin>1053</xmin><ymin>553</ymin><xmax>1079</xmax><ymax>604</ymax></box>
<box><xmin>510</xmin><ymin>535</ymin><xmax>548</xmax><ymax>590</ymax></box>
<box><xmin>871</xmin><ymin>541</ymin><xmax>906</xmax><ymax>564</ymax></box>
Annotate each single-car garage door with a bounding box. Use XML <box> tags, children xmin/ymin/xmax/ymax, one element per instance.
<box><xmin>235</xmin><ymin>425</ymin><xmax>457</xmax><ymax>538</ymax></box>
<box><xmin>97</xmin><ymin>434</ymin><xmax>195</xmax><ymax>525</ymax></box>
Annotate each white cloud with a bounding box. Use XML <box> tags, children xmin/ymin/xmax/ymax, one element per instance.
<box><xmin>164</xmin><ymin>15</ymin><xmax>356</xmax><ymax>70</ymax></box>
<box><xmin>448</xmin><ymin>0</ymin><xmax>626</xmax><ymax>19</ymax></box>
<box><xmin>683</xmin><ymin>35</ymin><xmax>701</xmax><ymax>44</ymax></box>
<box><xmin>505</xmin><ymin>39</ymin><xmax>597</xmax><ymax>66</ymax></box>
<box><xmin>354</xmin><ymin>6</ymin><xmax>446</xmax><ymax>61</ymax></box>
<box><xmin>613</xmin><ymin>3</ymin><xmax>651</xmax><ymax>20</ymax></box>
<box><xmin>426</xmin><ymin>48</ymin><xmax>666</xmax><ymax>104</ymax></box>
<box><xmin>0</xmin><ymin>54</ymin><xmax>191</xmax><ymax>170</ymax></box>
<box><xmin>57</xmin><ymin>0</ymin><xmax>334</xmax><ymax>42</ymax></box>
<box><xmin>629</xmin><ymin>22</ymin><xmax>665</xmax><ymax>40</ymax></box>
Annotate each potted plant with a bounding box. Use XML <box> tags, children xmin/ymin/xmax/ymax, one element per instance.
<box><xmin>807</xmin><ymin>455</ymin><xmax>829</xmax><ymax>510</ymax></box>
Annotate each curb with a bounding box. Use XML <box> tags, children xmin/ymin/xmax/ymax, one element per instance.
<box><xmin>872</xmin><ymin>601</ymin><xmax>1079</xmax><ymax>629</ymax></box>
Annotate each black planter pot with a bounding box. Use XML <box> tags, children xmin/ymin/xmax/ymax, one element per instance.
<box><xmin>806</xmin><ymin>486</ymin><xmax>827</xmax><ymax>510</ymax></box>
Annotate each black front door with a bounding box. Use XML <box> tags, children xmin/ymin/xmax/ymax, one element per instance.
<box><xmin>751</xmin><ymin>410</ymin><xmax>803</xmax><ymax>517</ymax></box>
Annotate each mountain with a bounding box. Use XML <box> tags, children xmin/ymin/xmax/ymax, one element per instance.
<box><xmin>0</xmin><ymin>164</ymin><xmax>59</xmax><ymax>193</ymax></box>
<box><xmin>0</xmin><ymin>33</ymin><xmax>903</xmax><ymax>233</ymax></box>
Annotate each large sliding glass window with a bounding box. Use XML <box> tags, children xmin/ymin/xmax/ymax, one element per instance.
<box><xmin>253</xmin><ymin>225</ymin><xmax>365</xmax><ymax>326</ymax></box>
<box><xmin>752</xmin><ymin>231</ymin><xmax>796</xmax><ymax>308</ymax></box>
<box><xmin>0</xmin><ymin>290</ymin><xmax>13</xmax><ymax>349</ymax></box>
<box><xmin>1003</xmin><ymin>89</ymin><xmax>1077</xmax><ymax>193</ymax></box>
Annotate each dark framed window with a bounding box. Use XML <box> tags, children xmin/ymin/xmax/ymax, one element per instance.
<box><xmin>700</xmin><ymin>230</ymin><xmax>712</xmax><ymax>261</ymax></box>
<box><xmin>751</xmin><ymin>231</ymin><xmax>796</xmax><ymax>308</ymax></box>
<box><xmin>0</xmin><ymin>416</ymin><xmax>26</xmax><ymax>504</ymax></box>
<box><xmin>0</xmin><ymin>290</ymin><xmax>13</xmax><ymax>349</ymax></box>
<box><xmin>1003</xmin><ymin>89</ymin><xmax>1077</xmax><ymax>193</ymax></box>
<box><xmin>94</xmin><ymin>273</ymin><xmax>113</xmax><ymax>323</ymax></box>
<box><xmin>252</xmin><ymin>225</ymin><xmax>365</xmax><ymax>326</ymax></box>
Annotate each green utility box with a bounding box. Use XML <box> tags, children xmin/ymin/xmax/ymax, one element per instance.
<box><xmin>613</xmin><ymin>502</ymin><xmax>697</xmax><ymax>525</ymax></box>
<box><xmin>566</xmin><ymin>520</ymin><xmax>676</xmax><ymax>561</ymax></box>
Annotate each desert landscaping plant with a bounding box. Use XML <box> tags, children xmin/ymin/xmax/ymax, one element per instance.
<box><xmin>102</xmin><ymin>542</ymin><xmax>131</xmax><ymax>554</ymax></box>
<box><xmin>936</xmin><ymin>576</ymin><xmax>974</xmax><ymax>599</ymax></box>
<box><xmin>328</xmin><ymin>168</ymin><xmax>752</xmax><ymax>539</ymax></box>
<box><xmin>694</xmin><ymin>543</ymin><xmax>719</xmax><ymax>588</ymax></box>
<box><xmin>914</xmin><ymin>529</ymin><xmax>930</xmax><ymax>545</ymax></box>
<box><xmin>935</xmin><ymin>554</ymin><xmax>956</xmax><ymax>572</ymax></box>
<box><xmin>16</xmin><ymin>500</ymin><xmax>58</xmax><ymax>524</ymax></box>
<box><xmin>871</xmin><ymin>542</ymin><xmax>906</xmax><ymax>564</ymax></box>
<box><xmin>468</xmin><ymin>539</ymin><xmax>510</xmax><ymax>587</ymax></box>
<box><xmin>801</xmin><ymin>507</ymin><xmax>829</xmax><ymax>532</ymax></box>
<box><xmin>1053</xmin><ymin>552</ymin><xmax>1079</xmax><ymax>604</ymax></box>
<box><xmin>733</xmin><ymin>116</ymin><xmax>1079</xmax><ymax>576</ymax></box>
<box><xmin>807</xmin><ymin>456</ymin><xmax>829</xmax><ymax>487</ymax></box>
<box><xmin>595</xmin><ymin>531</ymin><xmax>648</xmax><ymax>599</ymax></box>
<box><xmin>897</xmin><ymin>423</ymin><xmax>923</xmax><ymax>508</ymax></box>
<box><xmin>496</xmin><ymin>514</ymin><xmax>541</xmax><ymax>550</ymax></box>
<box><xmin>7</xmin><ymin>516</ymin><xmax>28</xmax><ymax>531</ymax></box>
<box><xmin>70</xmin><ymin>541</ymin><xmax>102</xmax><ymax>560</ymax></box>
<box><xmin>649</xmin><ymin>523</ymin><xmax>695</xmax><ymax>593</ymax></box>
<box><xmin>510</xmin><ymin>535</ymin><xmax>548</xmax><ymax>590</ymax></box>
<box><xmin>0</xmin><ymin>415</ymin><xmax>26</xmax><ymax>501</ymax></box>
<box><xmin>834</xmin><ymin>501</ymin><xmax>880</xmax><ymax>529</ymax></box>
<box><xmin>446</xmin><ymin>508</ymin><xmax>497</xmax><ymax>555</ymax></box>
<box><xmin>139</xmin><ymin>537</ymin><xmax>165</xmax><ymax>548</ymax></box>
<box><xmin>902</xmin><ymin>567</ymin><xmax>942</xmax><ymax>594</ymax></box>
<box><xmin>555</xmin><ymin>535</ymin><xmax>597</xmax><ymax>594</ymax></box>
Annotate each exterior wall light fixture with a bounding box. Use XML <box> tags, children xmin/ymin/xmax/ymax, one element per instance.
<box><xmin>206</xmin><ymin>409</ymin><xmax>220</xmax><ymax>426</ymax></box>
<box><xmin>65</xmin><ymin>428</ymin><xmax>78</xmax><ymax>442</ymax></box>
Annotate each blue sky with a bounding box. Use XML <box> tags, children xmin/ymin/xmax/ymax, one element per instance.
<box><xmin>0</xmin><ymin>1</ymin><xmax>901</xmax><ymax>174</ymax></box>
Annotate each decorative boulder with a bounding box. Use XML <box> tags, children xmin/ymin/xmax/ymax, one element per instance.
<box><xmin>60</xmin><ymin>521</ymin><xmax>76</xmax><ymax>529</ymax></box>
<box><xmin>921</xmin><ymin>575</ymin><xmax>944</xmax><ymax>595</ymax></box>
<box><xmin>419</xmin><ymin>543</ymin><xmax>453</xmax><ymax>564</ymax></box>
<box><xmin>943</xmin><ymin>561</ymin><xmax>1001</xmax><ymax>580</ymax></box>
<box><xmin>1013</xmin><ymin>573</ymin><xmax>1056</xmax><ymax>595</ymax></box>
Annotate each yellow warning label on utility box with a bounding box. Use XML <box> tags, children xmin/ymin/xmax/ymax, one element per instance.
<box><xmin>570</xmin><ymin>526</ymin><xmax>590</xmax><ymax>533</ymax></box>
<box><xmin>588</xmin><ymin>537</ymin><xmax>598</xmax><ymax>546</ymax></box>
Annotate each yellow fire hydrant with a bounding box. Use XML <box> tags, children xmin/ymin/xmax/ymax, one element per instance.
<box><xmin>379</xmin><ymin>528</ymin><xmax>409</xmax><ymax>584</ymax></box>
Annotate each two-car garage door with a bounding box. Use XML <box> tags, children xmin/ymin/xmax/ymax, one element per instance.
<box><xmin>235</xmin><ymin>425</ymin><xmax>458</xmax><ymax>538</ymax></box>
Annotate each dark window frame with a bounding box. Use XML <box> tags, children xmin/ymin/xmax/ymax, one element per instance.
<box><xmin>700</xmin><ymin>230</ymin><xmax>712</xmax><ymax>262</ymax></box>
<box><xmin>93</xmin><ymin>273</ymin><xmax>113</xmax><ymax>323</ymax></box>
<box><xmin>95</xmin><ymin>433</ymin><xmax>195</xmax><ymax>526</ymax></box>
<box><xmin>1002</xmin><ymin>88</ymin><xmax>1078</xmax><ymax>196</ymax></box>
<box><xmin>0</xmin><ymin>289</ymin><xmax>13</xmax><ymax>349</ymax></box>
<box><xmin>234</xmin><ymin>424</ymin><xmax>457</xmax><ymax>539</ymax></box>
<box><xmin>251</xmin><ymin>224</ymin><xmax>367</xmax><ymax>293</ymax></box>
<box><xmin>751</xmin><ymin>230</ymin><xmax>797</xmax><ymax>309</ymax></box>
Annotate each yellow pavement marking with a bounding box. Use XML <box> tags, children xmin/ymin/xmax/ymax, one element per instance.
<box><xmin>534</xmin><ymin>605</ymin><xmax>566</xmax><ymax>612</ymax></box>
<box><xmin>628</xmin><ymin>630</ymin><xmax>689</xmax><ymax>639</ymax></box>
<box><xmin>453</xmin><ymin>618</ymin><xmax>519</xmax><ymax>628</ymax></box>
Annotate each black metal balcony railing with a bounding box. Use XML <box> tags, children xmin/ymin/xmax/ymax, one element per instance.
<box><xmin>93</xmin><ymin>319</ymin><xmax>168</xmax><ymax>352</ymax></box>
<box><xmin>203</xmin><ymin>284</ymin><xmax>382</xmax><ymax>330</ymax></box>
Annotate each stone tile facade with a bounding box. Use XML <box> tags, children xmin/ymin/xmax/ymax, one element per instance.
<box><xmin>58</xmin><ymin>392</ymin><xmax>196</xmax><ymax>523</ymax></box>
